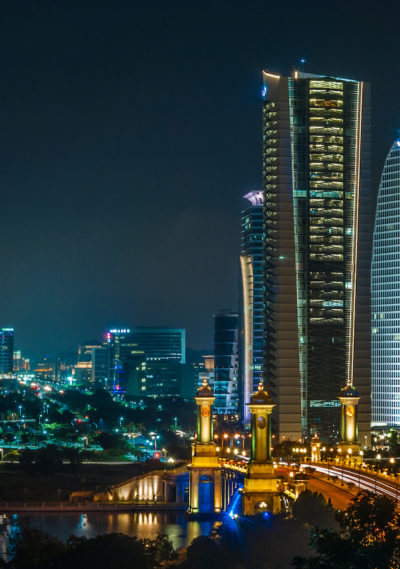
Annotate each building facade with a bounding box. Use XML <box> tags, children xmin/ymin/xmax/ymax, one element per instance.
<box><xmin>213</xmin><ymin>312</ymin><xmax>239</xmax><ymax>415</ymax></box>
<box><xmin>130</xmin><ymin>327</ymin><xmax>185</xmax><ymax>363</ymax></box>
<box><xmin>262</xmin><ymin>70</ymin><xmax>371</xmax><ymax>444</ymax></box>
<box><xmin>240</xmin><ymin>191</ymin><xmax>264</xmax><ymax>422</ymax></box>
<box><xmin>372</xmin><ymin>139</ymin><xmax>400</xmax><ymax>428</ymax></box>
<box><xmin>0</xmin><ymin>329</ymin><xmax>14</xmax><ymax>375</ymax></box>
<box><xmin>106</xmin><ymin>327</ymin><xmax>185</xmax><ymax>396</ymax></box>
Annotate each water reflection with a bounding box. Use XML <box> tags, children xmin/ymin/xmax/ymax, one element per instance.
<box><xmin>0</xmin><ymin>512</ymin><xmax>215</xmax><ymax>551</ymax></box>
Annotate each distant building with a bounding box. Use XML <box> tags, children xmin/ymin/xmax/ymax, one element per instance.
<box><xmin>106</xmin><ymin>329</ymin><xmax>146</xmax><ymax>393</ymax></box>
<box><xmin>72</xmin><ymin>341</ymin><xmax>109</xmax><ymax>386</ymax></box>
<box><xmin>213</xmin><ymin>312</ymin><xmax>239</xmax><ymax>415</ymax></box>
<box><xmin>130</xmin><ymin>327</ymin><xmax>185</xmax><ymax>363</ymax></box>
<box><xmin>34</xmin><ymin>356</ymin><xmax>54</xmax><ymax>382</ymax></box>
<box><xmin>145</xmin><ymin>361</ymin><xmax>181</xmax><ymax>397</ymax></box>
<box><xmin>106</xmin><ymin>327</ymin><xmax>185</xmax><ymax>395</ymax></box>
<box><xmin>13</xmin><ymin>350</ymin><xmax>30</xmax><ymax>373</ymax></box>
<box><xmin>240</xmin><ymin>191</ymin><xmax>264</xmax><ymax>422</ymax></box>
<box><xmin>91</xmin><ymin>346</ymin><xmax>108</xmax><ymax>386</ymax></box>
<box><xmin>0</xmin><ymin>329</ymin><xmax>14</xmax><ymax>375</ymax></box>
<box><xmin>372</xmin><ymin>139</ymin><xmax>400</xmax><ymax>428</ymax></box>
<box><xmin>198</xmin><ymin>355</ymin><xmax>215</xmax><ymax>390</ymax></box>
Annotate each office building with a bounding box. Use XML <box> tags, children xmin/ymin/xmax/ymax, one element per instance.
<box><xmin>106</xmin><ymin>327</ymin><xmax>185</xmax><ymax>395</ymax></box>
<box><xmin>130</xmin><ymin>327</ymin><xmax>185</xmax><ymax>363</ymax></box>
<box><xmin>106</xmin><ymin>329</ymin><xmax>146</xmax><ymax>393</ymax></box>
<box><xmin>240</xmin><ymin>191</ymin><xmax>264</xmax><ymax>422</ymax></box>
<box><xmin>0</xmin><ymin>329</ymin><xmax>14</xmax><ymax>375</ymax></box>
<box><xmin>262</xmin><ymin>70</ymin><xmax>371</xmax><ymax>443</ymax></box>
<box><xmin>372</xmin><ymin>139</ymin><xmax>400</xmax><ymax>428</ymax></box>
<box><xmin>213</xmin><ymin>311</ymin><xmax>239</xmax><ymax>415</ymax></box>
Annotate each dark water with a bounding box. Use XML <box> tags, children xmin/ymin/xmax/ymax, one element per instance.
<box><xmin>0</xmin><ymin>511</ymin><xmax>216</xmax><ymax>556</ymax></box>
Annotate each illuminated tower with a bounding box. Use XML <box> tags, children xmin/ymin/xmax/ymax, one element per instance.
<box><xmin>338</xmin><ymin>383</ymin><xmax>360</xmax><ymax>455</ymax></box>
<box><xmin>240</xmin><ymin>191</ymin><xmax>264</xmax><ymax>422</ymax></box>
<box><xmin>372</xmin><ymin>139</ymin><xmax>400</xmax><ymax>428</ymax></box>
<box><xmin>241</xmin><ymin>382</ymin><xmax>281</xmax><ymax>515</ymax></box>
<box><xmin>188</xmin><ymin>380</ymin><xmax>221</xmax><ymax>514</ymax></box>
<box><xmin>0</xmin><ymin>328</ymin><xmax>14</xmax><ymax>375</ymax></box>
<box><xmin>262</xmin><ymin>70</ymin><xmax>371</xmax><ymax>444</ymax></box>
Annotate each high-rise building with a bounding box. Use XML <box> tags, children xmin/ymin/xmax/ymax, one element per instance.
<box><xmin>262</xmin><ymin>70</ymin><xmax>371</xmax><ymax>444</ymax></box>
<box><xmin>213</xmin><ymin>311</ymin><xmax>239</xmax><ymax>415</ymax></box>
<box><xmin>372</xmin><ymin>139</ymin><xmax>400</xmax><ymax>428</ymax></box>
<box><xmin>106</xmin><ymin>327</ymin><xmax>186</xmax><ymax>395</ymax></box>
<box><xmin>130</xmin><ymin>327</ymin><xmax>185</xmax><ymax>363</ymax></box>
<box><xmin>240</xmin><ymin>191</ymin><xmax>264</xmax><ymax>422</ymax></box>
<box><xmin>0</xmin><ymin>329</ymin><xmax>14</xmax><ymax>375</ymax></box>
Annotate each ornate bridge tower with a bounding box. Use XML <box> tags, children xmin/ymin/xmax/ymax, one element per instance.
<box><xmin>188</xmin><ymin>380</ymin><xmax>222</xmax><ymax>515</ymax></box>
<box><xmin>337</xmin><ymin>383</ymin><xmax>361</xmax><ymax>457</ymax></box>
<box><xmin>241</xmin><ymin>382</ymin><xmax>281</xmax><ymax>515</ymax></box>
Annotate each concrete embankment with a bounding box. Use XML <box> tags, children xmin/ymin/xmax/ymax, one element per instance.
<box><xmin>0</xmin><ymin>502</ymin><xmax>188</xmax><ymax>513</ymax></box>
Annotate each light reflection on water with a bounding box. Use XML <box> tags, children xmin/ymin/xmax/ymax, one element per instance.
<box><xmin>0</xmin><ymin>511</ymin><xmax>215</xmax><ymax>556</ymax></box>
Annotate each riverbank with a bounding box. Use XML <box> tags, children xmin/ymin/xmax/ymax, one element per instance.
<box><xmin>0</xmin><ymin>502</ymin><xmax>187</xmax><ymax>512</ymax></box>
<box><xmin>0</xmin><ymin>461</ymin><xmax>170</xmax><ymax>502</ymax></box>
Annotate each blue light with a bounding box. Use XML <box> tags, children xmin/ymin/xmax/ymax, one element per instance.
<box><xmin>396</xmin><ymin>140</ymin><xmax>400</xmax><ymax>148</ymax></box>
<box><xmin>262</xmin><ymin>85</ymin><xmax>268</xmax><ymax>99</ymax></box>
<box><xmin>227</xmin><ymin>486</ymin><xmax>243</xmax><ymax>519</ymax></box>
<box><xmin>263</xmin><ymin>511</ymin><xmax>270</xmax><ymax>519</ymax></box>
<box><xmin>300</xmin><ymin>58</ymin><xmax>306</xmax><ymax>64</ymax></box>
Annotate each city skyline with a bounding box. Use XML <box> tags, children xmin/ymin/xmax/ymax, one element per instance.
<box><xmin>0</xmin><ymin>2</ymin><xmax>398</xmax><ymax>359</ymax></box>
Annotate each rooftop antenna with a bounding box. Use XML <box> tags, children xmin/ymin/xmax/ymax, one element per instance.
<box><xmin>300</xmin><ymin>58</ymin><xmax>306</xmax><ymax>73</ymax></box>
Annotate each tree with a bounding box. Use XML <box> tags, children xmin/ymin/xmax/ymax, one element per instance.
<box><xmin>293</xmin><ymin>491</ymin><xmax>400</xmax><ymax>569</ymax></box>
<box><xmin>9</xmin><ymin>525</ymin><xmax>66</xmax><ymax>568</ymax></box>
<box><xmin>292</xmin><ymin>490</ymin><xmax>337</xmax><ymax>529</ymax></box>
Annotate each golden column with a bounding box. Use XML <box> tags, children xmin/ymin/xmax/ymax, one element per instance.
<box><xmin>241</xmin><ymin>382</ymin><xmax>281</xmax><ymax>515</ymax></box>
<box><xmin>337</xmin><ymin>383</ymin><xmax>361</xmax><ymax>460</ymax></box>
<box><xmin>311</xmin><ymin>433</ymin><xmax>321</xmax><ymax>463</ymax></box>
<box><xmin>188</xmin><ymin>380</ymin><xmax>221</xmax><ymax>515</ymax></box>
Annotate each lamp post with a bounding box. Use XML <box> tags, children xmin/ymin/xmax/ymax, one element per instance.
<box><xmin>359</xmin><ymin>450</ymin><xmax>364</xmax><ymax>488</ymax></box>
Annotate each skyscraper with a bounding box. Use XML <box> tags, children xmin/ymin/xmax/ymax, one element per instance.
<box><xmin>213</xmin><ymin>311</ymin><xmax>239</xmax><ymax>415</ymax></box>
<box><xmin>106</xmin><ymin>327</ymin><xmax>186</xmax><ymax>395</ymax></box>
<box><xmin>262</xmin><ymin>70</ymin><xmax>371</xmax><ymax>444</ymax></box>
<box><xmin>372</xmin><ymin>139</ymin><xmax>400</xmax><ymax>428</ymax></box>
<box><xmin>130</xmin><ymin>327</ymin><xmax>185</xmax><ymax>363</ymax></box>
<box><xmin>0</xmin><ymin>329</ymin><xmax>14</xmax><ymax>375</ymax></box>
<box><xmin>240</xmin><ymin>191</ymin><xmax>264</xmax><ymax>422</ymax></box>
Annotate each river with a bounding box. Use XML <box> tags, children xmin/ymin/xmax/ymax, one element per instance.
<box><xmin>0</xmin><ymin>511</ymin><xmax>216</xmax><ymax>555</ymax></box>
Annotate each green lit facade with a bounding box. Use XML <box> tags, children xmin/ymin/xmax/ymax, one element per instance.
<box><xmin>262</xmin><ymin>71</ymin><xmax>371</xmax><ymax>444</ymax></box>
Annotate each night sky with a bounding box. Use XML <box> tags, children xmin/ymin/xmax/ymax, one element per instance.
<box><xmin>0</xmin><ymin>1</ymin><xmax>398</xmax><ymax>359</ymax></box>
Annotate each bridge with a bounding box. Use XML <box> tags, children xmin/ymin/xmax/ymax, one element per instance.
<box><xmin>72</xmin><ymin>381</ymin><xmax>393</xmax><ymax>517</ymax></box>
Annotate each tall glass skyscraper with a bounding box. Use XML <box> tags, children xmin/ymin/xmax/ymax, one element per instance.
<box><xmin>240</xmin><ymin>191</ymin><xmax>264</xmax><ymax>422</ymax></box>
<box><xmin>372</xmin><ymin>139</ymin><xmax>400</xmax><ymax>427</ymax></box>
<box><xmin>213</xmin><ymin>311</ymin><xmax>239</xmax><ymax>415</ymax></box>
<box><xmin>262</xmin><ymin>70</ymin><xmax>371</xmax><ymax>444</ymax></box>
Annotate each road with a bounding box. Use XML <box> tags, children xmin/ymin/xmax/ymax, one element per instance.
<box><xmin>308</xmin><ymin>463</ymin><xmax>400</xmax><ymax>502</ymax></box>
<box><xmin>277</xmin><ymin>466</ymin><xmax>356</xmax><ymax>510</ymax></box>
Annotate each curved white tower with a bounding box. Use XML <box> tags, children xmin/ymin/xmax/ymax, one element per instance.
<box><xmin>372</xmin><ymin>139</ymin><xmax>400</xmax><ymax>427</ymax></box>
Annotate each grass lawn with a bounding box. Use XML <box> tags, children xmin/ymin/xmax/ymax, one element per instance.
<box><xmin>0</xmin><ymin>462</ymin><xmax>149</xmax><ymax>503</ymax></box>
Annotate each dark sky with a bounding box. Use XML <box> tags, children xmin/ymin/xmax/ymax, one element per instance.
<box><xmin>0</xmin><ymin>1</ymin><xmax>398</xmax><ymax>359</ymax></box>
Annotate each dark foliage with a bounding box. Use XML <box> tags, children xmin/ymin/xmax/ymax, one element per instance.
<box><xmin>293</xmin><ymin>491</ymin><xmax>400</xmax><ymax>569</ymax></box>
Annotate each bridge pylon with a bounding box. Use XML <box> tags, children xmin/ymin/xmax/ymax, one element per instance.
<box><xmin>187</xmin><ymin>379</ymin><xmax>221</xmax><ymax>515</ymax></box>
<box><xmin>241</xmin><ymin>382</ymin><xmax>281</xmax><ymax>515</ymax></box>
<box><xmin>337</xmin><ymin>383</ymin><xmax>361</xmax><ymax>460</ymax></box>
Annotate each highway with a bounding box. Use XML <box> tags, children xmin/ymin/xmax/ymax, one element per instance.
<box><xmin>303</xmin><ymin>463</ymin><xmax>400</xmax><ymax>502</ymax></box>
